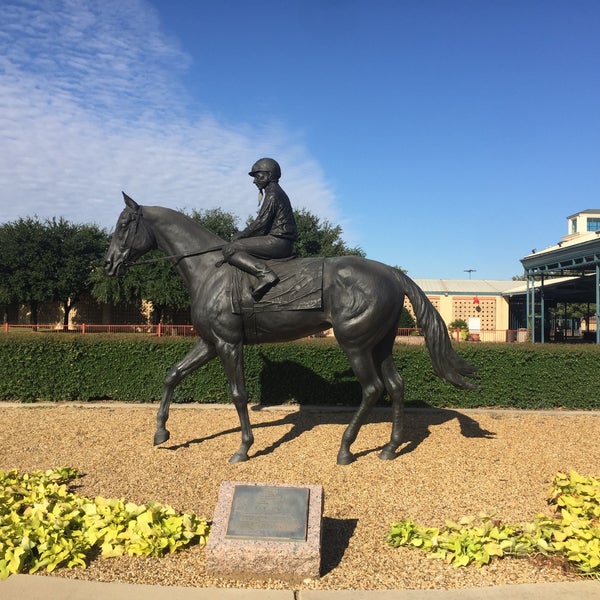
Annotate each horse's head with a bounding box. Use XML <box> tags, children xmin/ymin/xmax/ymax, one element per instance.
<box><xmin>104</xmin><ymin>192</ymin><xmax>156</xmax><ymax>276</ymax></box>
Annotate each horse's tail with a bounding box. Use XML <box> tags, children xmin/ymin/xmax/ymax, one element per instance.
<box><xmin>395</xmin><ymin>269</ymin><xmax>479</xmax><ymax>390</ymax></box>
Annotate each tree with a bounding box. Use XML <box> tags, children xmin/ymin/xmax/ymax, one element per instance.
<box><xmin>92</xmin><ymin>206</ymin><xmax>366</xmax><ymax>322</ymax></box>
<box><xmin>548</xmin><ymin>301</ymin><xmax>597</xmax><ymax>333</ymax></box>
<box><xmin>241</xmin><ymin>207</ymin><xmax>363</xmax><ymax>257</ymax></box>
<box><xmin>137</xmin><ymin>259</ymin><xmax>191</xmax><ymax>324</ymax></box>
<box><xmin>292</xmin><ymin>209</ymin><xmax>365</xmax><ymax>258</ymax></box>
<box><xmin>46</xmin><ymin>219</ymin><xmax>108</xmax><ymax>329</ymax></box>
<box><xmin>0</xmin><ymin>217</ymin><xmax>107</xmax><ymax>326</ymax></box>
<box><xmin>392</xmin><ymin>265</ymin><xmax>408</xmax><ymax>274</ymax></box>
<box><xmin>90</xmin><ymin>246</ymin><xmax>191</xmax><ymax>324</ymax></box>
<box><xmin>0</xmin><ymin>217</ymin><xmax>49</xmax><ymax>325</ymax></box>
<box><xmin>398</xmin><ymin>308</ymin><xmax>416</xmax><ymax>328</ymax></box>
<box><xmin>91</xmin><ymin>208</ymin><xmax>241</xmax><ymax>323</ymax></box>
<box><xmin>188</xmin><ymin>207</ymin><xmax>239</xmax><ymax>241</ymax></box>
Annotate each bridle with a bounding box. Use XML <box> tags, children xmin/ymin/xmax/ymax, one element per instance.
<box><xmin>120</xmin><ymin>207</ymin><xmax>224</xmax><ymax>268</ymax></box>
<box><xmin>120</xmin><ymin>208</ymin><xmax>143</xmax><ymax>257</ymax></box>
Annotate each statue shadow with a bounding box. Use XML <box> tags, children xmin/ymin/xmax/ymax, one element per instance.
<box><xmin>164</xmin><ymin>355</ymin><xmax>495</xmax><ymax>459</ymax></box>
<box><xmin>321</xmin><ymin>517</ymin><xmax>358</xmax><ymax>576</ymax></box>
<box><xmin>254</xmin><ymin>353</ymin><xmax>363</xmax><ymax>407</ymax></box>
<box><xmin>396</xmin><ymin>403</ymin><xmax>496</xmax><ymax>458</ymax></box>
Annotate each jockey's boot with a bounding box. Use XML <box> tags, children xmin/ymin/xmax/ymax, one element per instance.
<box><xmin>226</xmin><ymin>252</ymin><xmax>279</xmax><ymax>300</ymax></box>
<box><xmin>252</xmin><ymin>269</ymin><xmax>279</xmax><ymax>300</ymax></box>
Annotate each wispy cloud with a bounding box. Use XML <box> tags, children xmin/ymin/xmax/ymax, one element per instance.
<box><xmin>0</xmin><ymin>0</ymin><xmax>338</xmax><ymax>231</ymax></box>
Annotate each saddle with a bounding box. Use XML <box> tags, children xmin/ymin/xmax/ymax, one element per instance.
<box><xmin>230</xmin><ymin>257</ymin><xmax>324</xmax><ymax>315</ymax></box>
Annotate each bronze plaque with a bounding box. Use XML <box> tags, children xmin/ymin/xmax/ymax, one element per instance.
<box><xmin>225</xmin><ymin>485</ymin><xmax>310</xmax><ymax>541</ymax></box>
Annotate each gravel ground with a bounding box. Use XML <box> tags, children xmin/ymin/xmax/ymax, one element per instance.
<box><xmin>0</xmin><ymin>402</ymin><xmax>598</xmax><ymax>591</ymax></box>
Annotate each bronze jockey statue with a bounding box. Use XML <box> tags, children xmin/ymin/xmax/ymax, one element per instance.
<box><xmin>222</xmin><ymin>158</ymin><xmax>298</xmax><ymax>300</ymax></box>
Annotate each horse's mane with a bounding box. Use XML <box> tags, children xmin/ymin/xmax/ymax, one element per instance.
<box><xmin>143</xmin><ymin>205</ymin><xmax>226</xmax><ymax>245</ymax></box>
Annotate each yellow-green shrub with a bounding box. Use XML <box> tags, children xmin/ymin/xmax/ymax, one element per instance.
<box><xmin>0</xmin><ymin>467</ymin><xmax>208</xmax><ymax>579</ymax></box>
<box><xmin>387</xmin><ymin>471</ymin><xmax>600</xmax><ymax>577</ymax></box>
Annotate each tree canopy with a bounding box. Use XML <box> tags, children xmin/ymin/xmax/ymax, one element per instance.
<box><xmin>1</xmin><ymin>206</ymin><xmax>366</xmax><ymax>325</ymax></box>
<box><xmin>91</xmin><ymin>206</ymin><xmax>364</xmax><ymax>322</ymax></box>
<box><xmin>187</xmin><ymin>207</ymin><xmax>239</xmax><ymax>241</ymax></box>
<box><xmin>0</xmin><ymin>217</ymin><xmax>107</xmax><ymax>325</ymax></box>
<box><xmin>293</xmin><ymin>209</ymin><xmax>364</xmax><ymax>258</ymax></box>
<box><xmin>90</xmin><ymin>207</ymin><xmax>241</xmax><ymax>323</ymax></box>
<box><xmin>0</xmin><ymin>217</ymin><xmax>49</xmax><ymax>322</ymax></box>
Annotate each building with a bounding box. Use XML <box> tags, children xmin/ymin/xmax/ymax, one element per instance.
<box><xmin>520</xmin><ymin>209</ymin><xmax>600</xmax><ymax>343</ymax></box>
<box><xmin>403</xmin><ymin>279</ymin><xmax>523</xmax><ymax>343</ymax></box>
<box><xmin>402</xmin><ymin>210</ymin><xmax>600</xmax><ymax>343</ymax></box>
<box><xmin>6</xmin><ymin>209</ymin><xmax>598</xmax><ymax>342</ymax></box>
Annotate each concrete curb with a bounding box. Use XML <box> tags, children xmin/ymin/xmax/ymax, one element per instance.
<box><xmin>0</xmin><ymin>575</ymin><xmax>292</xmax><ymax>599</ymax></box>
<box><xmin>302</xmin><ymin>581</ymin><xmax>600</xmax><ymax>598</ymax></box>
<box><xmin>1</xmin><ymin>576</ymin><xmax>600</xmax><ymax>599</ymax></box>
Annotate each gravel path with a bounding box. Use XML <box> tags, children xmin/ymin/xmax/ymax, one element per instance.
<box><xmin>1</xmin><ymin>403</ymin><xmax>598</xmax><ymax>590</ymax></box>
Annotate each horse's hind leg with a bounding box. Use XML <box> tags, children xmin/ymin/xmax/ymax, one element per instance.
<box><xmin>154</xmin><ymin>339</ymin><xmax>217</xmax><ymax>445</ymax></box>
<box><xmin>378</xmin><ymin>354</ymin><xmax>405</xmax><ymax>460</ymax></box>
<box><xmin>337</xmin><ymin>348</ymin><xmax>385</xmax><ymax>465</ymax></box>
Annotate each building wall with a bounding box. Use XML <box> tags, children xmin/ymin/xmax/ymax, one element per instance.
<box><xmin>405</xmin><ymin>293</ymin><xmax>511</xmax><ymax>332</ymax></box>
<box><xmin>566</xmin><ymin>210</ymin><xmax>600</xmax><ymax>237</ymax></box>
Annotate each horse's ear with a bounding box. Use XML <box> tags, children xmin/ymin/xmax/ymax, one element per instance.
<box><xmin>122</xmin><ymin>191</ymin><xmax>139</xmax><ymax>211</ymax></box>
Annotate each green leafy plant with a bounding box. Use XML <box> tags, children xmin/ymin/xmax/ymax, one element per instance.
<box><xmin>448</xmin><ymin>319</ymin><xmax>469</xmax><ymax>341</ymax></box>
<box><xmin>0</xmin><ymin>467</ymin><xmax>208</xmax><ymax>579</ymax></box>
<box><xmin>546</xmin><ymin>471</ymin><xmax>600</xmax><ymax>575</ymax></box>
<box><xmin>387</xmin><ymin>471</ymin><xmax>600</xmax><ymax>577</ymax></box>
<box><xmin>448</xmin><ymin>319</ymin><xmax>468</xmax><ymax>331</ymax></box>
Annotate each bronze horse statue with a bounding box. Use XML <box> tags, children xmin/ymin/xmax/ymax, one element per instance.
<box><xmin>105</xmin><ymin>193</ymin><xmax>477</xmax><ymax>464</ymax></box>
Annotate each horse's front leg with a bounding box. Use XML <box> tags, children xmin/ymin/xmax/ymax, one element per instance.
<box><xmin>154</xmin><ymin>339</ymin><xmax>217</xmax><ymax>445</ymax></box>
<box><xmin>217</xmin><ymin>341</ymin><xmax>254</xmax><ymax>463</ymax></box>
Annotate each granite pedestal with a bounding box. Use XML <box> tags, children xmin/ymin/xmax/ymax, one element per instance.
<box><xmin>205</xmin><ymin>481</ymin><xmax>324</xmax><ymax>582</ymax></box>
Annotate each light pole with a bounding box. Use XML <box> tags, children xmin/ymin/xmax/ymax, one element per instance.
<box><xmin>464</xmin><ymin>269</ymin><xmax>476</xmax><ymax>279</ymax></box>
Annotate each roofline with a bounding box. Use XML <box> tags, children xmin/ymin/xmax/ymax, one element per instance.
<box><xmin>412</xmin><ymin>279</ymin><xmax>518</xmax><ymax>296</ymax></box>
<box><xmin>567</xmin><ymin>209</ymin><xmax>600</xmax><ymax>219</ymax></box>
<box><xmin>521</xmin><ymin>236</ymin><xmax>600</xmax><ymax>272</ymax></box>
<box><xmin>500</xmin><ymin>274</ymin><xmax>596</xmax><ymax>297</ymax></box>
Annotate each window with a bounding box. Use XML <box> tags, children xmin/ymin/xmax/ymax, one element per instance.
<box><xmin>571</xmin><ymin>218</ymin><xmax>578</xmax><ymax>234</ymax></box>
<box><xmin>587</xmin><ymin>218</ymin><xmax>600</xmax><ymax>232</ymax></box>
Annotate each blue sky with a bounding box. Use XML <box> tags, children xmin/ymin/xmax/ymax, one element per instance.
<box><xmin>1</xmin><ymin>0</ymin><xmax>599</xmax><ymax>279</ymax></box>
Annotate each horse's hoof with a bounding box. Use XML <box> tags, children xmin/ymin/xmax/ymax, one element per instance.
<box><xmin>153</xmin><ymin>429</ymin><xmax>170</xmax><ymax>446</ymax></box>
<box><xmin>229</xmin><ymin>452</ymin><xmax>249</xmax><ymax>463</ymax></box>
<box><xmin>378</xmin><ymin>448</ymin><xmax>397</xmax><ymax>461</ymax></box>
<box><xmin>336</xmin><ymin>452</ymin><xmax>355</xmax><ymax>465</ymax></box>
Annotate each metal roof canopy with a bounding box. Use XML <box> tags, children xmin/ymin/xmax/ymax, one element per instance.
<box><xmin>520</xmin><ymin>236</ymin><xmax>600</xmax><ymax>343</ymax></box>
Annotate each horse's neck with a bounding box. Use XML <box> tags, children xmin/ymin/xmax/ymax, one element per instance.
<box><xmin>143</xmin><ymin>206</ymin><xmax>223</xmax><ymax>257</ymax></box>
<box><xmin>142</xmin><ymin>206</ymin><xmax>224</xmax><ymax>292</ymax></box>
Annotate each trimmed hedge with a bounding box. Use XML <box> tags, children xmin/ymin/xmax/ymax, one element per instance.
<box><xmin>0</xmin><ymin>334</ymin><xmax>599</xmax><ymax>409</ymax></box>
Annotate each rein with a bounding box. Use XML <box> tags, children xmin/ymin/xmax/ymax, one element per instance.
<box><xmin>125</xmin><ymin>245</ymin><xmax>224</xmax><ymax>267</ymax></box>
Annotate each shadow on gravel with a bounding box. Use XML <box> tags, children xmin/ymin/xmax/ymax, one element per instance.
<box><xmin>320</xmin><ymin>517</ymin><xmax>358</xmax><ymax>576</ymax></box>
<box><xmin>397</xmin><ymin>407</ymin><xmax>496</xmax><ymax>457</ymax></box>
<box><xmin>163</xmin><ymin>354</ymin><xmax>495</xmax><ymax>458</ymax></box>
<box><xmin>163</xmin><ymin>400</ymin><xmax>495</xmax><ymax>462</ymax></box>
